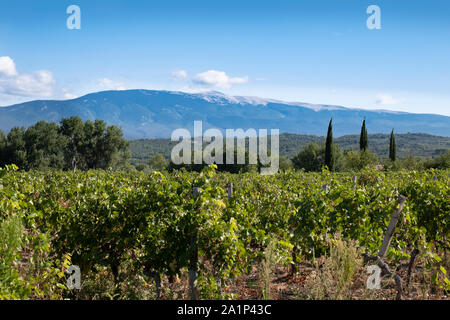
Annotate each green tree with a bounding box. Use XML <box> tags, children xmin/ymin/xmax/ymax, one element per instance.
<box><xmin>135</xmin><ymin>163</ymin><xmax>148</xmax><ymax>171</ymax></box>
<box><xmin>389</xmin><ymin>129</ymin><xmax>396</xmax><ymax>162</ymax></box>
<box><xmin>80</xmin><ymin>119</ymin><xmax>129</xmax><ymax>170</ymax></box>
<box><xmin>399</xmin><ymin>155</ymin><xmax>425</xmax><ymax>170</ymax></box>
<box><xmin>292</xmin><ymin>143</ymin><xmax>324</xmax><ymax>172</ymax></box>
<box><xmin>360</xmin><ymin>119</ymin><xmax>368</xmax><ymax>151</ymax></box>
<box><xmin>0</xmin><ymin>129</ymin><xmax>6</xmax><ymax>166</ymax></box>
<box><xmin>24</xmin><ymin>121</ymin><xmax>65</xmax><ymax>170</ymax></box>
<box><xmin>148</xmin><ymin>154</ymin><xmax>168</xmax><ymax>171</ymax></box>
<box><xmin>278</xmin><ymin>155</ymin><xmax>294</xmax><ymax>172</ymax></box>
<box><xmin>60</xmin><ymin>117</ymin><xmax>86</xmax><ymax>171</ymax></box>
<box><xmin>5</xmin><ymin>127</ymin><xmax>27</xmax><ymax>169</ymax></box>
<box><xmin>331</xmin><ymin>144</ymin><xmax>344</xmax><ymax>172</ymax></box>
<box><xmin>82</xmin><ymin>120</ymin><xmax>107</xmax><ymax>169</ymax></box>
<box><xmin>344</xmin><ymin>150</ymin><xmax>378</xmax><ymax>171</ymax></box>
<box><xmin>325</xmin><ymin>119</ymin><xmax>334</xmax><ymax>170</ymax></box>
<box><xmin>425</xmin><ymin>150</ymin><xmax>450</xmax><ymax>170</ymax></box>
<box><xmin>103</xmin><ymin>125</ymin><xmax>129</xmax><ymax>169</ymax></box>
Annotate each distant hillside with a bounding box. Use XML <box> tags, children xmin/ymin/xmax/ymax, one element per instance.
<box><xmin>129</xmin><ymin>133</ymin><xmax>450</xmax><ymax>164</ymax></box>
<box><xmin>0</xmin><ymin>90</ymin><xmax>449</xmax><ymax>139</ymax></box>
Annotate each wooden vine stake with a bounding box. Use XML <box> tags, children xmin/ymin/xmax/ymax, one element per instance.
<box><xmin>376</xmin><ymin>194</ymin><xmax>407</xmax><ymax>300</ymax></box>
<box><xmin>378</xmin><ymin>195</ymin><xmax>407</xmax><ymax>259</ymax></box>
<box><xmin>406</xmin><ymin>248</ymin><xmax>420</xmax><ymax>289</ymax></box>
<box><xmin>189</xmin><ymin>187</ymin><xmax>201</xmax><ymax>300</ymax></box>
<box><xmin>143</xmin><ymin>266</ymin><xmax>161</xmax><ymax>299</ymax></box>
<box><xmin>227</xmin><ymin>183</ymin><xmax>233</xmax><ymax>199</ymax></box>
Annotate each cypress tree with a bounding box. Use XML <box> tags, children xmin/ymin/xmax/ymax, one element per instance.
<box><xmin>325</xmin><ymin>118</ymin><xmax>334</xmax><ymax>170</ymax></box>
<box><xmin>360</xmin><ymin>119</ymin><xmax>368</xmax><ymax>151</ymax></box>
<box><xmin>389</xmin><ymin>129</ymin><xmax>396</xmax><ymax>161</ymax></box>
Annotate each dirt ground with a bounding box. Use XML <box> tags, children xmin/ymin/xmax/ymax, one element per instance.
<box><xmin>159</xmin><ymin>261</ymin><xmax>449</xmax><ymax>300</ymax></box>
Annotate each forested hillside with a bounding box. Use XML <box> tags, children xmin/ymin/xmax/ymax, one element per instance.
<box><xmin>129</xmin><ymin>133</ymin><xmax>450</xmax><ymax>164</ymax></box>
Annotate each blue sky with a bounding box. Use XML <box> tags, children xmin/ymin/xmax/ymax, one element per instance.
<box><xmin>0</xmin><ymin>0</ymin><xmax>449</xmax><ymax>115</ymax></box>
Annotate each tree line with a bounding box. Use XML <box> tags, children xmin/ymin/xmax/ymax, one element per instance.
<box><xmin>292</xmin><ymin>119</ymin><xmax>449</xmax><ymax>172</ymax></box>
<box><xmin>138</xmin><ymin>120</ymin><xmax>400</xmax><ymax>173</ymax></box>
<box><xmin>0</xmin><ymin>117</ymin><xmax>129</xmax><ymax>171</ymax></box>
<box><xmin>1</xmin><ymin>117</ymin><xmax>448</xmax><ymax>172</ymax></box>
<box><xmin>138</xmin><ymin>119</ymin><xmax>449</xmax><ymax>173</ymax></box>
<box><xmin>129</xmin><ymin>132</ymin><xmax>450</xmax><ymax>165</ymax></box>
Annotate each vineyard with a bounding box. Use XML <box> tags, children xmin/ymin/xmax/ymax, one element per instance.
<box><xmin>0</xmin><ymin>165</ymin><xmax>449</xmax><ymax>300</ymax></box>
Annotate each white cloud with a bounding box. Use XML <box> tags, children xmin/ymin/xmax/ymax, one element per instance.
<box><xmin>0</xmin><ymin>56</ymin><xmax>18</xmax><ymax>76</ymax></box>
<box><xmin>171</xmin><ymin>70</ymin><xmax>188</xmax><ymax>80</ymax></box>
<box><xmin>376</xmin><ymin>94</ymin><xmax>404</xmax><ymax>106</ymax></box>
<box><xmin>0</xmin><ymin>67</ymin><xmax>55</xmax><ymax>97</ymax></box>
<box><xmin>0</xmin><ymin>56</ymin><xmax>55</xmax><ymax>98</ymax></box>
<box><xmin>97</xmin><ymin>78</ymin><xmax>126</xmax><ymax>90</ymax></box>
<box><xmin>192</xmin><ymin>70</ymin><xmax>248</xmax><ymax>89</ymax></box>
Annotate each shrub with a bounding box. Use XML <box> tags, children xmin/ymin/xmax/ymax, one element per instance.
<box><xmin>300</xmin><ymin>234</ymin><xmax>363</xmax><ymax>300</ymax></box>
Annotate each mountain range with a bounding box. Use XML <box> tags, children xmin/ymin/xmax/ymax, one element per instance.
<box><xmin>0</xmin><ymin>89</ymin><xmax>449</xmax><ymax>139</ymax></box>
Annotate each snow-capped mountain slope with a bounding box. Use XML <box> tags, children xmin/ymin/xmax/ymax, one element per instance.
<box><xmin>0</xmin><ymin>89</ymin><xmax>448</xmax><ymax>139</ymax></box>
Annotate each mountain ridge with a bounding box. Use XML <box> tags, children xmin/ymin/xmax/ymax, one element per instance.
<box><xmin>0</xmin><ymin>89</ymin><xmax>449</xmax><ymax>139</ymax></box>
